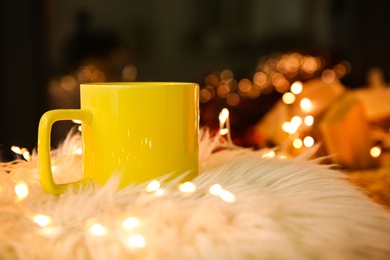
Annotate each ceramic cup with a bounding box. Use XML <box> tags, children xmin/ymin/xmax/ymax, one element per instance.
<box><xmin>38</xmin><ymin>82</ymin><xmax>199</xmax><ymax>194</ymax></box>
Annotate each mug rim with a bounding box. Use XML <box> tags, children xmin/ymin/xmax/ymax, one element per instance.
<box><xmin>80</xmin><ymin>82</ymin><xmax>198</xmax><ymax>87</ymax></box>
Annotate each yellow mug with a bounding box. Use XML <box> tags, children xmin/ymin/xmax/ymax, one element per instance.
<box><xmin>38</xmin><ymin>82</ymin><xmax>199</xmax><ymax>194</ymax></box>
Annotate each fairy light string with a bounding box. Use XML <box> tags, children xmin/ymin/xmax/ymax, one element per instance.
<box><xmin>2</xmin><ymin>169</ymin><xmax>240</xmax><ymax>250</ymax></box>
<box><xmin>4</xmin><ymin>50</ymin><xmax>387</xmax><ymax>252</ymax></box>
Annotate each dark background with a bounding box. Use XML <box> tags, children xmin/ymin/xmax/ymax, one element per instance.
<box><xmin>1</xmin><ymin>0</ymin><xmax>390</xmax><ymax>159</ymax></box>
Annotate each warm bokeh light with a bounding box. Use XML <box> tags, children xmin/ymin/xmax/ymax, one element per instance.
<box><xmin>238</xmin><ymin>78</ymin><xmax>252</xmax><ymax>93</ymax></box>
<box><xmin>146</xmin><ymin>180</ymin><xmax>160</xmax><ymax>192</ymax></box>
<box><xmin>179</xmin><ymin>182</ymin><xmax>197</xmax><ymax>193</ymax></box>
<box><xmin>37</xmin><ymin>225</ymin><xmax>63</xmax><ymax>238</ymax></box>
<box><xmin>60</xmin><ymin>75</ymin><xmax>77</xmax><ymax>91</ymax></box>
<box><xmin>304</xmin><ymin>115</ymin><xmax>314</xmax><ymax>126</ymax></box>
<box><xmin>155</xmin><ymin>188</ymin><xmax>164</xmax><ymax>196</ymax></box>
<box><xmin>220</xmin><ymin>69</ymin><xmax>234</xmax><ymax>80</ymax></box>
<box><xmin>262</xmin><ymin>150</ymin><xmax>276</xmax><ymax>158</ymax></box>
<box><xmin>74</xmin><ymin>147</ymin><xmax>82</xmax><ymax>155</ymax></box>
<box><xmin>11</xmin><ymin>146</ymin><xmax>22</xmax><ymax>154</ymax></box>
<box><xmin>122</xmin><ymin>64</ymin><xmax>138</xmax><ymax>81</ymax></box>
<box><xmin>11</xmin><ymin>146</ymin><xmax>31</xmax><ymax>161</ymax></box>
<box><xmin>282</xmin><ymin>92</ymin><xmax>296</xmax><ymax>104</ymax></box>
<box><xmin>253</xmin><ymin>71</ymin><xmax>268</xmax><ymax>88</ymax></box>
<box><xmin>219</xmin><ymin>128</ymin><xmax>229</xmax><ymax>135</ymax></box>
<box><xmin>33</xmin><ymin>214</ymin><xmax>52</xmax><ymax>227</ymax></box>
<box><xmin>209</xmin><ymin>184</ymin><xmax>223</xmax><ymax>195</ymax></box>
<box><xmin>124</xmin><ymin>234</ymin><xmax>146</xmax><ymax>248</ymax></box>
<box><xmin>321</xmin><ymin>69</ymin><xmax>336</xmax><ymax>83</ymax></box>
<box><xmin>333</xmin><ymin>63</ymin><xmax>347</xmax><ymax>78</ymax></box>
<box><xmin>340</xmin><ymin>60</ymin><xmax>352</xmax><ymax>74</ymax></box>
<box><xmin>15</xmin><ymin>182</ymin><xmax>29</xmax><ymax>200</ymax></box>
<box><xmin>209</xmin><ymin>184</ymin><xmax>236</xmax><ymax>203</ymax></box>
<box><xmin>226</xmin><ymin>93</ymin><xmax>240</xmax><ymax>106</ymax></box>
<box><xmin>282</xmin><ymin>122</ymin><xmax>294</xmax><ymax>134</ymax></box>
<box><xmin>204</xmin><ymin>73</ymin><xmax>219</xmax><ymax>87</ymax></box>
<box><xmin>200</xmin><ymin>88</ymin><xmax>212</xmax><ymax>103</ymax></box>
<box><xmin>293</xmin><ymin>138</ymin><xmax>303</xmax><ymax>149</ymax></box>
<box><xmin>300</xmin><ymin>98</ymin><xmax>313</xmax><ymax>113</ymax></box>
<box><xmin>277</xmin><ymin>52</ymin><xmax>301</xmax><ymax>74</ymax></box>
<box><xmin>291</xmin><ymin>116</ymin><xmax>302</xmax><ymax>126</ymax></box>
<box><xmin>219</xmin><ymin>189</ymin><xmax>236</xmax><ymax>203</ymax></box>
<box><xmin>198</xmin><ymin>52</ymin><xmax>348</xmax><ymax>105</ymax></box>
<box><xmin>290</xmin><ymin>81</ymin><xmax>303</xmax><ymax>94</ymax></box>
<box><xmin>274</xmin><ymin>78</ymin><xmax>290</xmax><ymax>93</ymax></box>
<box><xmin>23</xmin><ymin>151</ymin><xmax>30</xmax><ymax>161</ymax></box>
<box><xmin>77</xmin><ymin>66</ymin><xmax>93</xmax><ymax>82</ymax></box>
<box><xmin>206</xmin><ymin>86</ymin><xmax>216</xmax><ymax>98</ymax></box>
<box><xmin>301</xmin><ymin>56</ymin><xmax>320</xmax><ymax>74</ymax></box>
<box><xmin>91</xmin><ymin>70</ymin><xmax>106</xmax><ymax>82</ymax></box>
<box><xmin>219</xmin><ymin>108</ymin><xmax>229</xmax><ymax>124</ymax></box>
<box><xmin>217</xmin><ymin>84</ymin><xmax>230</xmax><ymax>98</ymax></box>
<box><xmin>370</xmin><ymin>146</ymin><xmax>382</xmax><ymax>158</ymax></box>
<box><xmin>303</xmin><ymin>136</ymin><xmax>315</xmax><ymax>147</ymax></box>
<box><xmin>271</xmin><ymin>73</ymin><xmax>283</xmax><ymax>85</ymax></box>
<box><xmin>88</xmin><ymin>223</ymin><xmax>108</xmax><ymax>236</ymax></box>
<box><xmin>122</xmin><ymin>217</ymin><xmax>140</xmax><ymax>229</ymax></box>
<box><xmin>247</xmin><ymin>86</ymin><xmax>261</xmax><ymax>98</ymax></box>
<box><xmin>282</xmin><ymin>116</ymin><xmax>302</xmax><ymax>135</ymax></box>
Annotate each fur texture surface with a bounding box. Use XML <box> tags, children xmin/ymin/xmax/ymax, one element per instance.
<box><xmin>1</xmin><ymin>130</ymin><xmax>390</xmax><ymax>260</ymax></box>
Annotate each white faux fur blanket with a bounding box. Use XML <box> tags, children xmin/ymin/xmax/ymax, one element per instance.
<box><xmin>1</xmin><ymin>129</ymin><xmax>390</xmax><ymax>260</ymax></box>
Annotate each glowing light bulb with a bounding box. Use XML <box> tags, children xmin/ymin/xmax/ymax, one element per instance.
<box><xmin>262</xmin><ymin>151</ymin><xmax>276</xmax><ymax>158</ymax></box>
<box><xmin>219</xmin><ymin>189</ymin><xmax>236</xmax><ymax>203</ymax></box>
<box><xmin>10</xmin><ymin>146</ymin><xmax>31</xmax><ymax>161</ymax></box>
<box><xmin>219</xmin><ymin>128</ymin><xmax>229</xmax><ymax>135</ymax></box>
<box><xmin>33</xmin><ymin>214</ymin><xmax>52</xmax><ymax>227</ymax></box>
<box><xmin>293</xmin><ymin>138</ymin><xmax>303</xmax><ymax>149</ymax></box>
<box><xmin>209</xmin><ymin>184</ymin><xmax>223</xmax><ymax>195</ymax></box>
<box><xmin>15</xmin><ymin>182</ymin><xmax>29</xmax><ymax>200</ymax></box>
<box><xmin>209</xmin><ymin>184</ymin><xmax>235</xmax><ymax>203</ymax></box>
<box><xmin>303</xmin><ymin>136</ymin><xmax>315</xmax><ymax>147</ymax></box>
<box><xmin>219</xmin><ymin>108</ymin><xmax>229</xmax><ymax>125</ymax></box>
<box><xmin>291</xmin><ymin>116</ymin><xmax>302</xmax><ymax>126</ymax></box>
<box><xmin>282</xmin><ymin>117</ymin><xmax>301</xmax><ymax>135</ymax></box>
<box><xmin>88</xmin><ymin>223</ymin><xmax>108</xmax><ymax>236</ymax></box>
<box><xmin>300</xmin><ymin>98</ymin><xmax>312</xmax><ymax>113</ymax></box>
<box><xmin>179</xmin><ymin>182</ymin><xmax>197</xmax><ymax>193</ymax></box>
<box><xmin>22</xmin><ymin>150</ymin><xmax>31</xmax><ymax>161</ymax></box>
<box><xmin>304</xmin><ymin>115</ymin><xmax>314</xmax><ymax>126</ymax></box>
<box><xmin>74</xmin><ymin>147</ymin><xmax>82</xmax><ymax>155</ymax></box>
<box><xmin>282</xmin><ymin>122</ymin><xmax>294</xmax><ymax>134</ymax></box>
<box><xmin>321</xmin><ymin>69</ymin><xmax>336</xmax><ymax>83</ymax></box>
<box><xmin>155</xmin><ymin>188</ymin><xmax>164</xmax><ymax>196</ymax></box>
<box><xmin>37</xmin><ymin>225</ymin><xmax>63</xmax><ymax>238</ymax></box>
<box><xmin>124</xmin><ymin>234</ymin><xmax>146</xmax><ymax>248</ymax></box>
<box><xmin>290</xmin><ymin>81</ymin><xmax>303</xmax><ymax>94</ymax></box>
<box><xmin>370</xmin><ymin>146</ymin><xmax>382</xmax><ymax>158</ymax></box>
<box><xmin>11</xmin><ymin>146</ymin><xmax>21</xmax><ymax>154</ymax></box>
<box><xmin>282</xmin><ymin>92</ymin><xmax>295</xmax><ymax>104</ymax></box>
<box><xmin>146</xmin><ymin>180</ymin><xmax>160</xmax><ymax>192</ymax></box>
<box><xmin>122</xmin><ymin>217</ymin><xmax>140</xmax><ymax>229</ymax></box>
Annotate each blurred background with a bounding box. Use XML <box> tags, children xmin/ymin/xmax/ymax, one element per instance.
<box><xmin>1</xmin><ymin>0</ymin><xmax>390</xmax><ymax>160</ymax></box>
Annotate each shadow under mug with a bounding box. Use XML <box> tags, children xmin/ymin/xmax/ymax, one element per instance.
<box><xmin>38</xmin><ymin>82</ymin><xmax>199</xmax><ymax>194</ymax></box>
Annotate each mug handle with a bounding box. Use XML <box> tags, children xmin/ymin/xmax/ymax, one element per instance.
<box><xmin>38</xmin><ymin>109</ymin><xmax>92</xmax><ymax>195</ymax></box>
